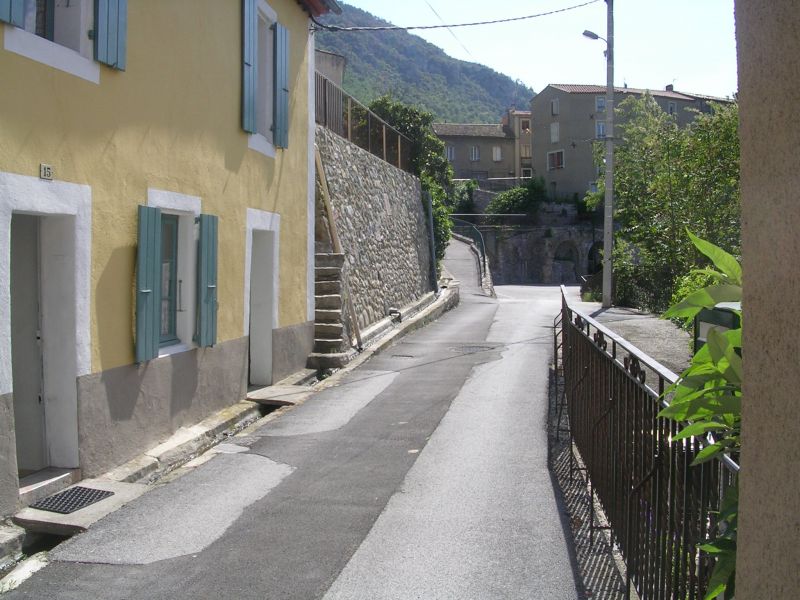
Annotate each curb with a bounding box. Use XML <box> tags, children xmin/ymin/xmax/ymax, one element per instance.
<box><xmin>103</xmin><ymin>401</ymin><xmax>265</xmax><ymax>485</ymax></box>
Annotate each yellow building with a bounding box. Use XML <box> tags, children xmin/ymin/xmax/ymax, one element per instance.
<box><xmin>0</xmin><ymin>0</ymin><xmax>339</xmax><ymax>515</ymax></box>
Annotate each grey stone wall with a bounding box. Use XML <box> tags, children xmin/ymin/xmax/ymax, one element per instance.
<box><xmin>316</xmin><ymin>126</ymin><xmax>434</xmax><ymax>330</ymax></box>
<box><xmin>484</xmin><ymin>225</ymin><xmax>598</xmax><ymax>285</ymax></box>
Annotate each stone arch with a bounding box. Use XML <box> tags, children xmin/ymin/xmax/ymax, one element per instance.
<box><xmin>587</xmin><ymin>241</ymin><xmax>603</xmax><ymax>274</ymax></box>
<box><xmin>552</xmin><ymin>240</ymin><xmax>580</xmax><ymax>284</ymax></box>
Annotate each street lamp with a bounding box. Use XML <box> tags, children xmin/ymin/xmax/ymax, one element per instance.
<box><xmin>583</xmin><ymin>0</ymin><xmax>614</xmax><ymax>309</ymax></box>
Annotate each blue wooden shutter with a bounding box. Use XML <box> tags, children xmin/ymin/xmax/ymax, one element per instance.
<box><xmin>273</xmin><ymin>22</ymin><xmax>289</xmax><ymax>148</ymax></box>
<box><xmin>136</xmin><ymin>205</ymin><xmax>162</xmax><ymax>362</ymax></box>
<box><xmin>197</xmin><ymin>214</ymin><xmax>218</xmax><ymax>347</ymax></box>
<box><xmin>242</xmin><ymin>0</ymin><xmax>257</xmax><ymax>133</ymax></box>
<box><xmin>0</xmin><ymin>0</ymin><xmax>25</xmax><ymax>27</ymax></box>
<box><xmin>94</xmin><ymin>0</ymin><xmax>127</xmax><ymax>70</ymax></box>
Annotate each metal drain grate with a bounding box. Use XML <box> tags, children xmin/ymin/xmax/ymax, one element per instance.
<box><xmin>30</xmin><ymin>486</ymin><xmax>114</xmax><ymax>514</ymax></box>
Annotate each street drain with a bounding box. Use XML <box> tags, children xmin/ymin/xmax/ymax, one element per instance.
<box><xmin>391</xmin><ymin>354</ymin><xmax>415</xmax><ymax>358</ymax></box>
<box><xmin>30</xmin><ymin>486</ymin><xmax>114</xmax><ymax>514</ymax></box>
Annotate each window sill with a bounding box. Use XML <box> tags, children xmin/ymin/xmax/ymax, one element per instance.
<box><xmin>3</xmin><ymin>25</ymin><xmax>99</xmax><ymax>84</ymax></box>
<box><xmin>248</xmin><ymin>133</ymin><xmax>276</xmax><ymax>159</ymax></box>
<box><xmin>158</xmin><ymin>342</ymin><xmax>196</xmax><ymax>358</ymax></box>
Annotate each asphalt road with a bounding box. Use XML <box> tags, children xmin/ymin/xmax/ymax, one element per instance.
<box><xmin>7</xmin><ymin>240</ymin><xmax>579</xmax><ymax>599</ymax></box>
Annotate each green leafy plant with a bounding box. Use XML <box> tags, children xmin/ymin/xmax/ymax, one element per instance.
<box><xmin>485</xmin><ymin>176</ymin><xmax>547</xmax><ymax>217</ymax></box>
<box><xmin>660</xmin><ymin>231</ymin><xmax>741</xmax><ymax>600</ymax></box>
<box><xmin>451</xmin><ymin>179</ymin><xmax>478</xmax><ymax>214</ymax></box>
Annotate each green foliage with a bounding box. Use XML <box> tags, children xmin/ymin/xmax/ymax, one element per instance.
<box><xmin>670</xmin><ymin>270</ymin><xmax>716</xmax><ymax>329</ymax></box>
<box><xmin>451</xmin><ymin>179</ymin><xmax>478</xmax><ymax>214</ymax></box>
<box><xmin>316</xmin><ymin>4</ymin><xmax>535</xmax><ymax>122</ymax></box>
<box><xmin>659</xmin><ymin>234</ymin><xmax>741</xmax><ymax>600</ymax></box>
<box><xmin>593</xmin><ymin>94</ymin><xmax>740</xmax><ymax>311</ymax></box>
<box><xmin>485</xmin><ymin>176</ymin><xmax>547</xmax><ymax>216</ymax></box>
<box><xmin>367</xmin><ymin>96</ymin><xmax>452</xmax><ymax>269</ymax></box>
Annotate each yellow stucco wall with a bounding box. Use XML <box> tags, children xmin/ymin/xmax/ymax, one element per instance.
<box><xmin>0</xmin><ymin>0</ymin><xmax>312</xmax><ymax>372</ymax></box>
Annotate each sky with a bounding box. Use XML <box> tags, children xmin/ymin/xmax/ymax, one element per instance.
<box><xmin>336</xmin><ymin>0</ymin><xmax>738</xmax><ymax>99</ymax></box>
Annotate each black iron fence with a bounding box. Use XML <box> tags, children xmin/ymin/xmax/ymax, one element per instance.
<box><xmin>315</xmin><ymin>72</ymin><xmax>413</xmax><ymax>174</ymax></box>
<box><xmin>556</xmin><ymin>286</ymin><xmax>738</xmax><ymax>599</ymax></box>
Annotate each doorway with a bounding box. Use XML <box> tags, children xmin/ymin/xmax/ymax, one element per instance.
<box><xmin>10</xmin><ymin>212</ymin><xmax>80</xmax><ymax>479</ymax></box>
<box><xmin>249</xmin><ymin>229</ymin><xmax>276</xmax><ymax>386</ymax></box>
<box><xmin>11</xmin><ymin>214</ymin><xmax>45</xmax><ymax>476</ymax></box>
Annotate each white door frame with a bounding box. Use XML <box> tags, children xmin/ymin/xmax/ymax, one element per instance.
<box><xmin>244</xmin><ymin>208</ymin><xmax>280</xmax><ymax>386</ymax></box>
<box><xmin>0</xmin><ymin>172</ymin><xmax>91</xmax><ymax>469</ymax></box>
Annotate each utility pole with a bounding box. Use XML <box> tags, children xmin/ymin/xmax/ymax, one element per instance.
<box><xmin>602</xmin><ymin>0</ymin><xmax>614</xmax><ymax>308</ymax></box>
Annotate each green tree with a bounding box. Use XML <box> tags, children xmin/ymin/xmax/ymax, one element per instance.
<box><xmin>369</xmin><ymin>95</ymin><xmax>452</xmax><ymax>267</ymax></box>
<box><xmin>485</xmin><ymin>176</ymin><xmax>547</xmax><ymax>216</ymax></box>
<box><xmin>590</xmin><ymin>94</ymin><xmax>740</xmax><ymax>311</ymax></box>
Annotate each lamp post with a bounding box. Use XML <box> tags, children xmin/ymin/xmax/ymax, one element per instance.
<box><xmin>583</xmin><ymin>0</ymin><xmax>614</xmax><ymax>308</ymax></box>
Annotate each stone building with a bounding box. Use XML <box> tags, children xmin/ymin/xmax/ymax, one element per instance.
<box><xmin>434</xmin><ymin>108</ymin><xmax>533</xmax><ymax>180</ymax></box>
<box><xmin>530</xmin><ymin>84</ymin><xmax>732</xmax><ymax>200</ymax></box>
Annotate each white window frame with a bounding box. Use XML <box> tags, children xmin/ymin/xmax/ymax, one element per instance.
<box><xmin>520</xmin><ymin>143</ymin><xmax>532</xmax><ymax>159</ymax></box>
<box><xmin>147</xmin><ymin>189</ymin><xmax>201</xmax><ymax>357</ymax></box>
<box><xmin>550</xmin><ymin>122</ymin><xmax>560</xmax><ymax>144</ymax></box>
<box><xmin>248</xmin><ymin>0</ymin><xmax>278</xmax><ymax>159</ymax></box>
<box><xmin>551</xmin><ymin>98</ymin><xmax>559</xmax><ymax>116</ymax></box>
<box><xmin>446</xmin><ymin>145</ymin><xmax>455</xmax><ymax>161</ymax></box>
<box><xmin>547</xmin><ymin>150</ymin><xmax>565</xmax><ymax>171</ymax></box>
<box><xmin>520</xmin><ymin>119</ymin><xmax>531</xmax><ymax>132</ymax></box>
<box><xmin>595</xmin><ymin>96</ymin><xmax>606</xmax><ymax>112</ymax></box>
<box><xmin>596</xmin><ymin>121</ymin><xmax>606</xmax><ymax>139</ymax></box>
<box><xmin>3</xmin><ymin>0</ymin><xmax>99</xmax><ymax>85</ymax></box>
<box><xmin>492</xmin><ymin>146</ymin><xmax>502</xmax><ymax>162</ymax></box>
<box><xmin>469</xmin><ymin>145</ymin><xmax>480</xmax><ymax>162</ymax></box>
<box><xmin>521</xmin><ymin>168</ymin><xmax>533</xmax><ymax>178</ymax></box>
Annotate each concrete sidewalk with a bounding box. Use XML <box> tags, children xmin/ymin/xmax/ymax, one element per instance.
<box><xmin>563</xmin><ymin>286</ymin><xmax>692</xmax><ymax>376</ymax></box>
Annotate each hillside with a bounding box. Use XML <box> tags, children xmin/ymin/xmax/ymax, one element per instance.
<box><xmin>315</xmin><ymin>4</ymin><xmax>535</xmax><ymax>123</ymax></box>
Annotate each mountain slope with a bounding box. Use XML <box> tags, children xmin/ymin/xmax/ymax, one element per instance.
<box><xmin>315</xmin><ymin>4</ymin><xmax>535</xmax><ymax>123</ymax></box>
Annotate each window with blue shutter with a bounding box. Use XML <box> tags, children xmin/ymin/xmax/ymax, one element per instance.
<box><xmin>273</xmin><ymin>22</ymin><xmax>289</xmax><ymax>148</ymax></box>
<box><xmin>242</xmin><ymin>0</ymin><xmax>258</xmax><ymax>133</ymax></box>
<box><xmin>94</xmin><ymin>0</ymin><xmax>128</xmax><ymax>70</ymax></box>
<box><xmin>196</xmin><ymin>214</ymin><xmax>218</xmax><ymax>348</ymax></box>
<box><xmin>136</xmin><ymin>205</ymin><xmax>162</xmax><ymax>362</ymax></box>
<box><xmin>0</xmin><ymin>0</ymin><xmax>25</xmax><ymax>27</ymax></box>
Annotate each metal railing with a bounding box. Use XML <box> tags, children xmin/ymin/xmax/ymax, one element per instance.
<box><xmin>315</xmin><ymin>72</ymin><xmax>413</xmax><ymax>174</ymax></box>
<box><xmin>453</xmin><ymin>177</ymin><xmax>531</xmax><ymax>192</ymax></box>
<box><xmin>556</xmin><ymin>286</ymin><xmax>738</xmax><ymax>599</ymax></box>
<box><xmin>450</xmin><ymin>216</ymin><xmax>488</xmax><ymax>285</ymax></box>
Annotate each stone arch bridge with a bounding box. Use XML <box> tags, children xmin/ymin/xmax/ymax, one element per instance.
<box><xmin>480</xmin><ymin>223</ymin><xmax>601</xmax><ymax>285</ymax></box>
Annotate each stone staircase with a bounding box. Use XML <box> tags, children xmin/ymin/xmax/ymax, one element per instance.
<box><xmin>307</xmin><ymin>253</ymin><xmax>356</xmax><ymax>369</ymax></box>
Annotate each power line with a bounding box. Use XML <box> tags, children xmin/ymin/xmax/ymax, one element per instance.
<box><xmin>422</xmin><ymin>0</ymin><xmax>474</xmax><ymax>59</ymax></box>
<box><xmin>310</xmin><ymin>0</ymin><xmax>601</xmax><ymax>32</ymax></box>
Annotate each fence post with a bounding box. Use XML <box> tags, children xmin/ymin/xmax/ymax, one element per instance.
<box><xmin>397</xmin><ymin>133</ymin><xmax>402</xmax><ymax>169</ymax></box>
<box><xmin>382</xmin><ymin>124</ymin><xmax>387</xmax><ymax>162</ymax></box>
<box><xmin>347</xmin><ymin>96</ymin><xmax>352</xmax><ymax>142</ymax></box>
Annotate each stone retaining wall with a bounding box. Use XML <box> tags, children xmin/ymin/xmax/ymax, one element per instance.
<box><xmin>316</xmin><ymin>126</ymin><xmax>434</xmax><ymax>331</ymax></box>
